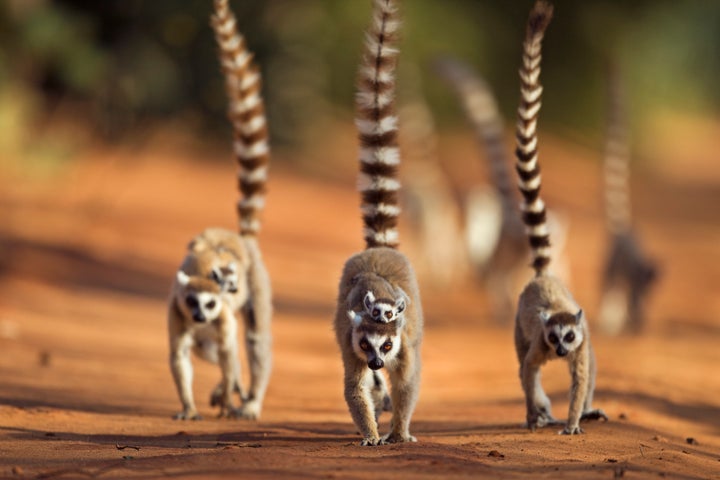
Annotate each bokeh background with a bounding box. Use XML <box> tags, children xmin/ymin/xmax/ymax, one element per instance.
<box><xmin>3</xmin><ymin>0</ymin><xmax>720</xmax><ymax>172</ymax></box>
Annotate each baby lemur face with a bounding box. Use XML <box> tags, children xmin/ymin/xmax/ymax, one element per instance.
<box><xmin>176</xmin><ymin>271</ymin><xmax>224</xmax><ymax>323</ymax></box>
<box><xmin>210</xmin><ymin>262</ymin><xmax>240</xmax><ymax>294</ymax></box>
<box><xmin>541</xmin><ymin>309</ymin><xmax>584</xmax><ymax>357</ymax></box>
<box><xmin>362</xmin><ymin>291</ymin><xmax>406</xmax><ymax>323</ymax></box>
<box><xmin>348</xmin><ymin>311</ymin><xmax>402</xmax><ymax>370</ymax></box>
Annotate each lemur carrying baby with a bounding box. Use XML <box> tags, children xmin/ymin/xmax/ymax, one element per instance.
<box><xmin>333</xmin><ymin>0</ymin><xmax>424</xmax><ymax>446</ymax></box>
<box><xmin>167</xmin><ymin>0</ymin><xmax>272</xmax><ymax>421</ymax></box>
<box><xmin>512</xmin><ymin>1</ymin><xmax>607</xmax><ymax>434</ymax></box>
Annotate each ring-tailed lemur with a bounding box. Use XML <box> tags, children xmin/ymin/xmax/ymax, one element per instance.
<box><xmin>598</xmin><ymin>62</ymin><xmax>658</xmax><ymax>335</ymax></box>
<box><xmin>333</xmin><ymin>0</ymin><xmax>424</xmax><ymax>447</ymax></box>
<box><xmin>167</xmin><ymin>0</ymin><xmax>272</xmax><ymax>421</ymax></box>
<box><xmin>435</xmin><ymin>56</ymin><xmax>571</xmax><ymax>324</ymax></box>
<box><xmin>512</xmin><ymin>1</ymin><xmax>607</xmax><ymax>435</ymax></box>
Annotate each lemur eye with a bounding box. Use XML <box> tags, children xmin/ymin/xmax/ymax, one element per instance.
<box><xmin>360</xmin><ymin>340</ymin><xmax>370</xmax><ymax>351</ymax></box>
<box><xmin>548</xmin><ymin>333</ymin><xmax>559</xmax><ymax>344</ymax></box>
<box><xmin>564</xmin><ymin>332</ymin><xmax>575</xmax><ymax>343</ymax></box>
<box><xmin>206</xmin><ymin>300</ymin><xmax>216</xmax><ymax>310</ymax></box>
<box><xmin>372</xmin><ymin>309</ymin><xmax>380</xmax><ymax>317</ymax></box>
<box><xmin>186</xmin><ymin>296</ymin><xmax>199</xmax><ymax>308</ymax></box>
<box><xmin>385</xmin><ymin>311</ymin><xmax>393</xmax><ymax>319</ymax></box>
<box><xmin>382</xmin><ymin>342</ymin><xmax>393</xmax><ymax>352</ymax></box>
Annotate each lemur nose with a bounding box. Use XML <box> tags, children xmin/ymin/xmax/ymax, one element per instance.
<box><xmin>193</xmin><ymin>313</ymin><xmax>206</xmax><ymax>323</ymax></box>
<box><xmin>368</xmin><ymin>358</ymin><xmax>384</xmax><ymax>370</ymax></box>
<box><xmin>556</xmin><ymin>346</ymin><xmax>568</xmax><ymax>357</ymax></box>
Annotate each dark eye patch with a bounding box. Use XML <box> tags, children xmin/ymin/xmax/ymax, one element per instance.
<box><xmin>360</xmin><ymin>340</ymin><xmax>370</xmax><ymax>351</ymax></box>
<box><xmin>385</xmin><ymin>311</ymin><xmax>393</xmax><ymax>319</ymax></box>
<box><xmin>382</xmin><ymin>341</ymin><xmax>393</xmax><ymax>352</ymax></box>
<box><xmin>564</xmin><ymin>331</ymin><xmax>575</xmax><ymax>343</ymax></box>
<box><xmin>548</xmin><ymin>333</ymin><xmax>559</xmax><ymax>344</ymax></box>
<box><xmin>206</xmin><ymin>300</ymin><xmax>217</xmax><ymax>310</ymax></box>
<box><xmin>372</xmin><ymin>309</ymin><xmax>380</xmax><ymax>317</ymax></box>
<box><xmin>186</xmin><ymin>296</ymin><xmax>199</xmax><ymax>308</ymax></box>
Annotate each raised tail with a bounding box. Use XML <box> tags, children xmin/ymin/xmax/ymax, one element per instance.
<box><xmin>211</xmin><ymin>0</ymin><xmax>270</xmax><ymax>236</ymax></box>
<box><xmin>514</xmin><ymin>0</ymin><xmax>554</xmax><ymax>276</ymax></box>
<box><xmin>356</xmin><ymin>0</ymin><xmax>402</xmax><ymax>249</ymax></box>
<box><xmin>435</xmin><ymin>57</ymin><xmax>516</xmax><ymax>218</ymax></box>
<box><xmin>604</xmin><ymin>62</ymin><xmax>632</xmax><ymax>235</ymax></box>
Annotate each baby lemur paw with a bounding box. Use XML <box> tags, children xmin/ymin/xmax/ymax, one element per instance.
<box><xmin>559</xmin><ymin>425</ymin><xmax>584</xmax><ymax>435</ymax></box>
<box><xmin>359</xmin><ymin>436</ymin><xmax>385</xmax><ymax>447</ymax></box>
<box><xmin>173</xmin><ymin>411</ymin><xmax>202</xmax><ymax>421</ymax></box>
<box><xmin>383</xmin><ymin>432</ymin><xmax>417</xmax><ymax>444</ymax></box>
<box><xmin>581</xmin><ymin>409</ymin><xmax>609</xmax><ymax>422</ymax></box>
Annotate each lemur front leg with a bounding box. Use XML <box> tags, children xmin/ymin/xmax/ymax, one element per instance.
<box><xmin>213</xmin><ymin>307</ymin><xmax>240</xmax><ymax>418</ymax></box>
<box><xmin>170</xmin><ymin>334</ymin><xmax>201</xmax><ymax>420</ymax></box>
<box><xmin>579</xmin><ymin>343</ymin><xmax>608</xmax><ymax>423</ymax></box>
<box><xmin>384</xmin><ymin>346</ymin><xmax>420</xmax><ymax>444</ymax></box>
<box><xmin>344</xmin><ymin>353</ymin><xmax>382</xmax><ymax>446</ymax></box>
<box><xmin>562</xmin><ymin>346</ymin><xmax>591</xmax><ymax>435</ymax></box>
<box><xmin>521</xmin><ymin>349</ymin><xmax>559</xmax><ymax>431</ymax></box>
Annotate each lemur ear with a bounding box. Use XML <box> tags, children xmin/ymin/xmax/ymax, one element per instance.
<box><xmin>176</xmin><ymin>270</ymin><xmax>191</xmax><ymax>286</ymax></box>
<box><xmin>539</xmin><ymin>310</ymin><xmax>551</xmax><ymax>323</ymax></box>
<box><xmin>363</xmin><ymin>291</ymin><xmax>375</xmax><ymax>311</ymax></box>
<box><xmin>395</xmin><ymin>287</ymin><xmax>410</xmax><ymax>312</ymax></box>
<box><xmin>210</xmin><ymin>267</ymin><xmax>223</xmax><ymax>284</ymax></box>
<box><xmin>394</xmin><ymin>296</ymin><xmax>406</xmax><ymax>314</ymax></box>
<box><xmin>347</xmin><ymin>310</ymin><xmax>362</xmax><ymax>327</ymax></box>
<box><xmin>575</xmin><ymin>309</ymin><xmax>583</xmax><ymax>323</ymax></box>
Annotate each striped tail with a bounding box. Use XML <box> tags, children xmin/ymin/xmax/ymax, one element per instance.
<box><xmin>211</xmin><ymin>0</ymin><xmax>270</xmax><ymax>236</ymax></box>
<box><xmin>515</xmin><ymin>1</ymin><xmax>554</xmax><ymax>276</ymax></box>
<box><xmin>604</xmin><ymin>62</ymin><xmax>632</xmax><ymax>235</ymax></box>
<box><xmin>356</xmin><ymin>0</ymin><xmax>402</xmax><ymax>250</ymax></box>
<box><xmin>435</xmin><ymin>57</ymin><xmax>516</xmax><ymax>218</ymax></box>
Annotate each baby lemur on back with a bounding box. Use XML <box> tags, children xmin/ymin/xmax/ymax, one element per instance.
<box><xmin>512</xmin><ymin>1</ymin><xmax>607</xmax><ymax>435</ymax></box>
<box><xmin>334</xmin><ymin>0</ymin><xmax>423</xmax><ymax>447</ymax></box>
<box><xmin>167</xmin><ymin>0</ymin><xmax>272</xmax><ymax>421</ymax></box>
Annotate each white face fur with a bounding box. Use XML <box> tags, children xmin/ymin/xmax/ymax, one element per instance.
<box><xmin>362</xmin><ymin>290</ymin><xmax>406</xmax><ymax>323</ymax></box>
<box><xmin>177</xmin><ymin>271</ymin><xmax>224</xmax><ymax>323</ymax></box>
<box><xmin>348</xmin><ymin>311</ymin><xmax>402</xmax><ymax>370</ymax></box>
<box><xmin>540</xmin><ymin>309</ymin><xmax>584</xmax><ymax>357</ymax></box>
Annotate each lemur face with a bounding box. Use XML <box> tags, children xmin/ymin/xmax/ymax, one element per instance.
<box><xmin>176</xmin><ymin>271</ymin><xmax>224</xmax><ymax>323</ymax></box>
<box><xmin>210</xmin><ymin>262</ymin><xmax>240</xmax><ymax>294</ymax></box>
<box><xmin>362</xmin><ymin>290</ymin><xmax>406</xmax><ymax>323</ymax></box>
<box><xmin>348</xmin><ymin>311</ymin><xmax>402</xmax><ymax>370</ymax></box>
<box><xmin>540</xmin><ymin>309</ymin><xmax>584</xmax><ymax>357</ymax></box>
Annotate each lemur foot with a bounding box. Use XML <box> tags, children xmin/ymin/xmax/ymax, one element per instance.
<box><xmin>359</xmin><ymin>436</ymin><xmax>385</xmax><ymax>447</ymax></box>
<box><xmin>233</xmin><ymin>400</ymin><xmax>261</xmax><ymax>420</ymax></box>
<box><xmin>383</xmin><ymin>432</ymin><xmax>417</xmax><ymax>444</ymax></box>
<box><xmin>559</xmin><ymin>425</ymin><xmax>584</xmax><ymax>435</ymax></box>
<box><xmin>581</xmin><ymin>409</ymin><xmax>608</xmax><ymax>422</ymax></box>
<box><xmin>173</xmin><ymin>411</ymin><xmax>202</xmax><ymax>421</ymax></box>
<box><xmin>526</xmin><ymin>410</ymin><xmax>561</xmax><ymax>431</ymax></box>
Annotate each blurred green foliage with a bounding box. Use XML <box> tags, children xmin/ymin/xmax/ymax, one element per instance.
<box><xmin>1</xmin><ymin>0</ymin><xmax>719</xmax><ymax>162</ymax></box>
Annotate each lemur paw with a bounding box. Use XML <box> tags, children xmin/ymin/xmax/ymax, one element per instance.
<box><xmin>173</xmin><ymin>411</ymin><xmax>202</xmax><ymax>421</ymax></box>
<box><xmin>383</xmin><ymin>432</ymin><xmax>417</xmax><ymax>444</ymax></box>
<box><xmin>216</xmin><ymin>406</ymin><xmax>239</xmax><ymax>419</ymax></box>
<box><xmin>559</xmin><ymin>425</ymin><xmax>584</xmax><ymax>435</ymax></box>
<box><xmin>581</xmin><ymin>409</ymin><xmax>609</xmax><ymax>422</ymax></box>
<box><xmin>234</xmin><ymin>401</ymin><xmax>261</xmax><ymax>420</ymax></box>
<box><xmin>526</xmin><ymin>412</ymin><xmax>560</xmax><ymax>431</ymax></box>
<box><xmin>359</xmin><ymin>436</ymin><xmax>385</xmax><ymax>447</ymax></box>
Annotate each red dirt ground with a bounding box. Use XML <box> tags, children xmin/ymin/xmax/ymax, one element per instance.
<box><xmin>0</xmin><ymin>123</ymin><xmax>719</xmax><ymax>479</ymax></box>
